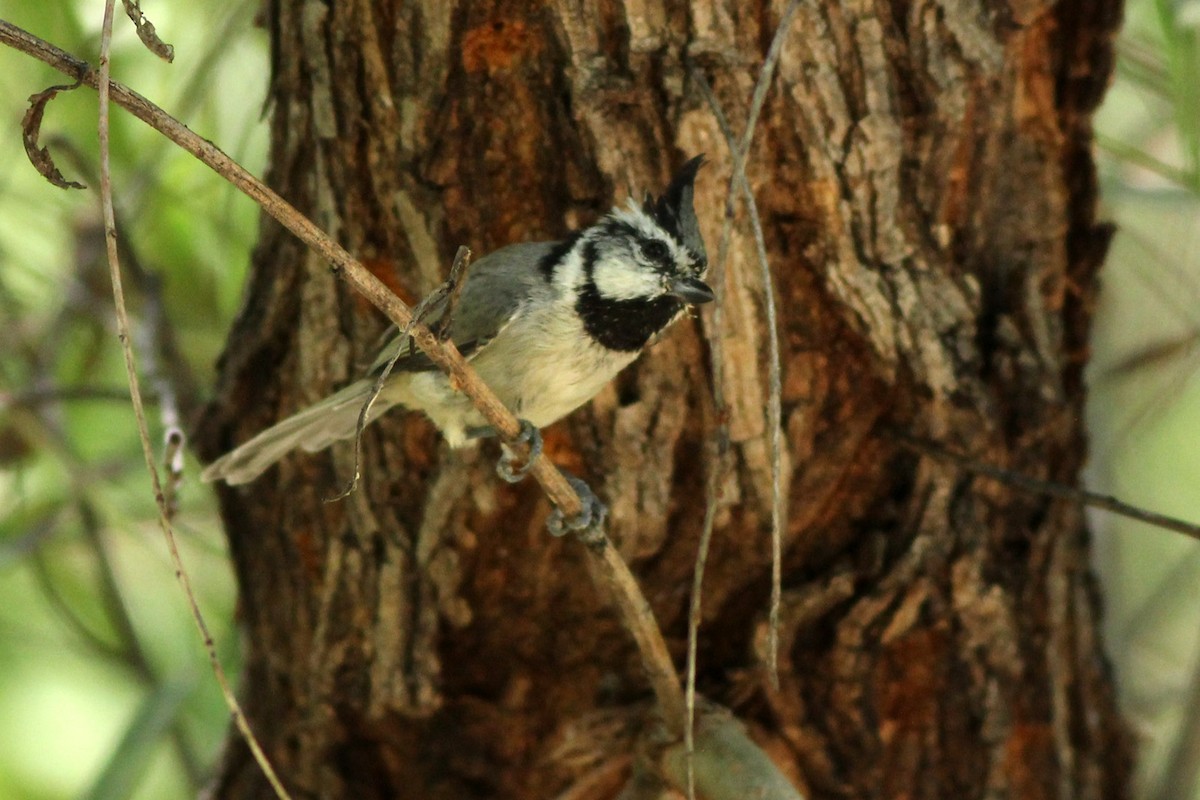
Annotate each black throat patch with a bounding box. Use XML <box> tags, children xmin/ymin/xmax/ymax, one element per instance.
<box><xmin>575</xmin><ymin>241</ymin><xmax>683</xmax><ymax>352</ymax></box>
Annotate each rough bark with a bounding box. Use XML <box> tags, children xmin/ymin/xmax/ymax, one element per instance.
<box><xmin>194</xmin><ymin>1</ymin><xmax>1132</xmax><ymax>798</ymax></box>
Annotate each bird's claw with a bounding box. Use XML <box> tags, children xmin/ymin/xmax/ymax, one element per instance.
<box><xmin>496</xmin><ymin>420</ymin><xmax>543</xmax><ymax>483</ymax></box>
<box><xmin>548</xmin><ymin>472</ymin><xmax>608</xmax><ymax>546</ymax></box>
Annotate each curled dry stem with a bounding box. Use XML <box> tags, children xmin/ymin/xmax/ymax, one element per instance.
<box><xmin>0</xmin><ymin>14</ymin><xmax>690</xmax><ymax>773</ymax></box>
<box><xmin>93</xmin><ymin>2</ymin><xmax>293</xmax><ymax>797</ymax></box>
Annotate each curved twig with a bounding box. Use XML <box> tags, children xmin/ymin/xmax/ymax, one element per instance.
<box><xmin>683</xmin><ymin>3</ymin><xmax>799</xmax><ymax>793</ymax></box>
<box><xmin>0</xmin><ymin>13</ymin><xmax>687</xmax><ymax>747</ymax></box>
<box><xmin>93</xmin><ymin>4</ymin><xmax>285</xmax><ymax>795</ymax></box>
<box><xmin>895</xmin><ymin>431</ymin><xmax>1200</xmax><ymax>542</ymax></box>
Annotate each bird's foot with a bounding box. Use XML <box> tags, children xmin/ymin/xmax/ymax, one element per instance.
<box><xmin>548</xmin><ymin>471</ymin><xmax>608</xmax><ymax>547</ymax></box>
<box><xmin>495</xmin><ymin>419</ymin><xmax>543</xmax><ymax>483</ymax></box>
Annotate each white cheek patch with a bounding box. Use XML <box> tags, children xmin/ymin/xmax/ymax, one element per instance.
<box><xmin>550</xmin><ymin>246</ymin><xmax>586</xmax><ymax>292</ymax></box>
<box><xmin>592</xmin><ymin>255</ymin><xmax>661</xmax><ymax>300</ymax></box>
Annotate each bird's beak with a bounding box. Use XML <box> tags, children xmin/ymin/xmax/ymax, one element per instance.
<box><xmin>669</xmin><ymin>276</ymin><xmax>715</xmax><ymax>305</ymax></box>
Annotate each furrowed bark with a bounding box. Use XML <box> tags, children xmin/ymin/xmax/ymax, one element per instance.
<box><xmin>193</xmin><ymin>1</ymin><xmax>1131</xmax><ymax>798</ymax></box>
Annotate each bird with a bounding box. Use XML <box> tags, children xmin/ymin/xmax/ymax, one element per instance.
<box><xmin>201</xmin><ymin>156</ymin><xmax>712</xmax><ymax>498</ymax></box>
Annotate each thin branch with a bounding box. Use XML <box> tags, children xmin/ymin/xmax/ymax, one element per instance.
<box><xmin>689</xmin><ymin>0</ymin><xmax>799</xmax><ymax>686</ymax></box>
<box><xmin>0</xmin><ymin>385</ymin><xmax>151</xmax><ymax>409</ymax></box>
<box><xmin>591</xmin><ymin>542</ymin><xmax>686</xmax><ymax>731</ymax></box>
<box><xmin>1097</xmin><ymin>131</ymin><xmax>1196</xmax><ymax>188</ymax></box>
<box><xmin>682</xmin><ymin>2</ymin><xmax>798</xmax><ymax>790</ymax></box>
<box><xmin>75</xmin><ymin>499</ymin><xmax>204</xmax><ymax>785</ymax></box>
<box><xmin>685</xmin><ymin>65</ymin><xmax>738</xmax><ymax>800</ymax></box>
<box><xmin>328</xmin><ymin>246</ymin><xmax>472</xmax><ymax>502</ymax></box>
<box><xmin>683</xmin><ymin>64</ymin><xmax>742</xmax><ymax>788</ymax></box>
<box><xmin>432</xmin><ymin>244</ymin><xmax>473</xmax><ymax>339</ymax></box>
<box><xmin>94</xmin><ymin>5</ymin><xmax>292</xmax><ymax>797</ymax></box>
<box><xmin>0</xmin><ymin>14</ymin><xmax>689</xmax><ymax>742</ymax></box>
<box><xmin>687</xmin><ymin>433</ymin><xmax>726</xmax><ymax>800</ymax></box>
<box><xmin>894</xmin><ymin>432</ymin><xmax>1200</xmax><ymax>542</ymax></box>
<box><xmin>0</xmin><ymin>19</ymin><xmax>583</xmax><ymax>517</ymax></box>
<box><xmin>730</xmin><ymin>0</ymin><xmax>800</xmax><ymax>694</ymax></box>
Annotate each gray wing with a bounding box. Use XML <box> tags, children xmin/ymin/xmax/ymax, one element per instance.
<box><xmin>368</xmin><ymin>241</ymin><xmax>559</xmax><ymax>374</ymax></box>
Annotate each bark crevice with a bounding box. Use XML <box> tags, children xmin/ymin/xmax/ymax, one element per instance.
<box><xmin>194</xmin><ymin>2</ymin><xmax>1131</xmax><ymax>798</ymax></box>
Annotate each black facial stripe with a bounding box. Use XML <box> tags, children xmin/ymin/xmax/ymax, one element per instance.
<box><xmin>577</xmin><ymin>239</ymin><xmax>682</xmax><ymax>352</ymax></box>
<box><xmin>599</xmin><ymin>219</ymin><xmax>639</xmax><ymax>241</ymax></box>
<box><xmin>539</xmin><ymin>229</ymin><xmax>584</xmax><ymax>282</ymax></box>
<box><xmin>582</xmin><ymin>237</ymin><xmax>601</xmax><ymax>274</ymax></box>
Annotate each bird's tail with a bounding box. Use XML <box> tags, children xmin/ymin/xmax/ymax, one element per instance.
<box><xmin>201</xmin><ymin>379</ymin><xmax>396</xmax><ymax>485</ymax></box>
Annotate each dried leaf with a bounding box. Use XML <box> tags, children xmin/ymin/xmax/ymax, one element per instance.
<box><xmin>21</xmin><ymin>80</ymin><xmax>86</xmax><ymax>190</ymax></box>
<box><xmin>121</xmin><ymin>0</ymin><xmax>175</xmax><ymax>62</ymax></box>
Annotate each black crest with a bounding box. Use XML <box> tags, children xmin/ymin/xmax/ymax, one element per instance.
<box><xmin>642</xmin><ymin>155</ymin><xmax>707</xmax><ymax>269</ymax></box>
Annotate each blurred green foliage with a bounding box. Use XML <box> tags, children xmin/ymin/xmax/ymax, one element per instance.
<box><xmin>0</xmin><ymin>0</ymin><xmax>1198</xmax><ymax>798</ymax></box>
<box><xmin>0</xmin><ymin>1</ymin><xmax>266</xmax><ymax>797</ymax></box>
<box><xmin>1090</xmin><ymin>1</ymin><xmax>1200</xmax><ymax>799</ymax></box>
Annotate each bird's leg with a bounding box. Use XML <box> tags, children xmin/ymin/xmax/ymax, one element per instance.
<box><xmin>547</xmin><ymin>470</ymin><xmax>608</xmax><ymax>547</ymax></box>
<box><xmin>494</xmin><ymin>419</ymin><xmax>544</xmax><ymax>483</ymax></box>
<box><xmin>476</xmin><ymin>424</ymin><xmax>606</xmax><ymax>543</ymax></box>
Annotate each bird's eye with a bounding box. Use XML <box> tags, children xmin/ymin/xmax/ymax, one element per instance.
<box><xmin>639</xmin><ymin>239</ymin><xmax>670</xmax><ymax>263</ymax></box>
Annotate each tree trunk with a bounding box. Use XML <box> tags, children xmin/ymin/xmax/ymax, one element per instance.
<box><xmin>194</xmin><ymin>1</ymin><xmax>1132</xmax><ymax>798</ymax></box>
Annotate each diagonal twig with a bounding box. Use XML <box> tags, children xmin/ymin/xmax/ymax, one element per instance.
<box><xmin>689</xmin><ymin>0</ymin><xmax>800</xmax><ymax>679</ymax></box>
<box><xmin>0</xmin><ymin>20</ymin><xmax>581</xmax><ymax>520</ymax></box>
<box><xmin>683</xmin><ymin>3</ymin><xmax>800</xmax><ymax>794</ymax></box>
<box><xmin>894</xmin><ymin>431</ymin><xmax>1200</xmax><ymax>541</ymax></box>
<box><xmin>0</xmin><ymin>12</ymin><xmax>690</xmax><ymax>750</ymax></box>
<box><xmin>94</xmin><ymin>4</ymin><xmax>292</xmax><ymax>797</ymax></box>
<box><xmin>327</xmin><ymin>246</ymin><xmax>473</xmax><ymax>502</ymax></box>
<box><xmin>74</xmin><ymin>497</ymin><xmax>205</xmax><ymax>784</ymax></box>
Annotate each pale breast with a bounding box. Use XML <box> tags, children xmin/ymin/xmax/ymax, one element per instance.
<box><xmin>471</xmin><ymin>305</ymin><xmax>639</xmax><ymax>427</ymax></box>
<box><xmin>387</xmin><ymin>304</ymin><xmax>640</xmax><ymax>446</ymax></box>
